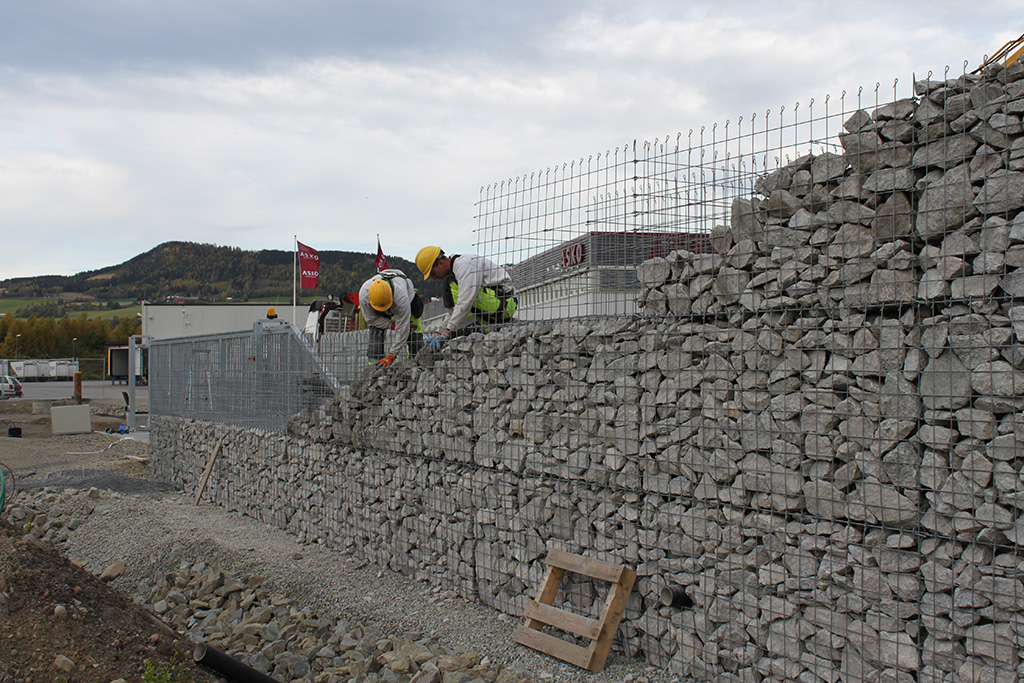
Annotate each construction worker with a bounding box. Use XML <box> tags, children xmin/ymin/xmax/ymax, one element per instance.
<box><xmin>358</xmin><ymin>268</ymin><xmax>424</xmax><ymax>366</ymax></box>
<box><xmin>415</xmin><ymin>246</ymin><xmax>517</xmax><ymax>350</ymax></box>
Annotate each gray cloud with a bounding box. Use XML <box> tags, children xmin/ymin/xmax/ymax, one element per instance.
<box><xmin>1</xmin><ymin>1</ymin><xmax>1019</xmax><ymax>278</ymax></box>
<box><xmin>1</xmin><ymin>1</ymin><xmax>588</xmax><ymax>72</ymax></box>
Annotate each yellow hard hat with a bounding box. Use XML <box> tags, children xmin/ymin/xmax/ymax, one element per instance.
<box><xmin>416</xmin><ymin>246</ymin><xmax>442</xmax><ymax>279</ymax></box>
<box><xmin>368</xmin><ymin>278</ymin><xmax>393</xmax><ymax>311</ymax></box>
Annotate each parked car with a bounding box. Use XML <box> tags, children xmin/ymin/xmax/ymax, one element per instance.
<box><xmin>8</xmin><ymin>376</ymin><xmax>22</xmax><ymax>397</ymax></box>
<box><xmin>0</xmin><ymin>376</ymin><xmax>15</xmax><ymax>399</ymax></box>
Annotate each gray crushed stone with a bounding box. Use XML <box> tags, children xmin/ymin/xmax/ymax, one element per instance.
<box><xmin>19</xmin><ymin>468</ymin><xmax>174</xmax><ymax>493</ymax></box>
<box><xmin>3</xmin><ymin>486</ymin><xmax>686</xmax><ymax>683</ymax></box>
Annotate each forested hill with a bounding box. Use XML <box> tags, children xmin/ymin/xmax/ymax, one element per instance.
<box><xmin>1</xmin><ymin>241</ymin><xmax>444</xmax><ymax>302</ymax></box>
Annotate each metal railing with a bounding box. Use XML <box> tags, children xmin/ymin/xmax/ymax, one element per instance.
<box><xmin>149</xmin><ymin>321</ymin><xmax>342</xmax><ymax>432</ymax></box>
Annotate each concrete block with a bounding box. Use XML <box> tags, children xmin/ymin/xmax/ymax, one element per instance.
<box><xmin>51</xmin><ymin>404</ymin><xmax>92</xmax><ymax>435</ymax></box>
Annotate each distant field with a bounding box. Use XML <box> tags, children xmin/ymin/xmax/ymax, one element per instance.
<box><xmin>247</xmin><ymin>297</ymin><xmax>317</xmax><ymax>304</ymax></box>
<box><xmin>0</xmin><ymin>298</ymin><xmax>51</xmax><ymax>315</ymax></box>
<box><xmin>0</xmin><ymin>298</ymin><xmax>140</xmax><ymax>320</ymax></box>
<box><xmin>82</xmin><ymin>305</ymin><xmax>141</xmax><ymax>321</ymax></box>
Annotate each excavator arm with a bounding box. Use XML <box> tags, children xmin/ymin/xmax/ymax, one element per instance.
<box><xmin>976</xmin><ymin>32</ymin><xmax>1024</xmax><ymax>73</ymax></box>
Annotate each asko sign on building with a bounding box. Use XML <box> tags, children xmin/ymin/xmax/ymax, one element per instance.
<box><xmin>561</xmin><ymin>242</ymin><xmax>585</xmax><ymax>268</ymax></box>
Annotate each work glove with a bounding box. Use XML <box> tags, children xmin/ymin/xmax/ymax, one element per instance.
<box><xmin>425</xmin><ymin>334</ymin><xmax>448</xmax><ymax>351</ymax></box>
<box><xmin>377</xmin><ymin>353</ymin><xmax>397</xmax><ymax>367</ymax></box>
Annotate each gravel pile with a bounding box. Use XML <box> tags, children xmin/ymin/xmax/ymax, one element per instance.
<box><xmin>3</xmin><ymin>486</ymin><xmax>682</xmax><ymax>683</ymax></box>
<box><xmin>145</xmin><ymin>560</ymin><xmax>508</xmax><ymax>682</ymax></box>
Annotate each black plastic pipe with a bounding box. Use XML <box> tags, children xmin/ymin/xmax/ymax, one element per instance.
<box><xmin>193</xmin><ymin>642</ymin><xmax>284</xmax><ymax>683</ymax></box>
<box><xmin>660</xmin><ymin>585</ymin><xmax>693</xmax><ymax>608</ymax></box>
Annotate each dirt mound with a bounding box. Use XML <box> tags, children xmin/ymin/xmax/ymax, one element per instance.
<box><xmin>0</xmin><ymin>401</ymin><xmax>214</xmax><ymax>682</ymax></box>
<box><xmin>0</xmin><ymin>518</ymin><xmax>220</xmax><ymax>683</ymax></box>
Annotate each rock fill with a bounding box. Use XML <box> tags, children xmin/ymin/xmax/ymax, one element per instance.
<box><xmin>156</xmin><ymin>59</ymin><xmax>1024</xmax><ymax>681</ymax></box>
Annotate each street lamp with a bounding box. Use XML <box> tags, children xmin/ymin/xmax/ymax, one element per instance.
<box><xmin>72</xmin><ymin>337</ymin><xmax>78</xmax><ymax>363</ymax></box>
<box><xmin>15</xmin><ymin>333</ymin><xmax>21</xmax><ymax>360</ymax></box>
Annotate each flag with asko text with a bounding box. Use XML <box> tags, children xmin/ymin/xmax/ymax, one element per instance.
<box><xmin>375</xmin><ymin>237</ymin><xmax>390</xmax><ymax>272</ymax></box>
<box><xmin>298</xmin><ymin>241</ymin><xmax>320</xmax><ymax>289</ymax></box>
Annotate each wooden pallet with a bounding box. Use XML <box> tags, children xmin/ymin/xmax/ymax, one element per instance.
<box><xmin>513</xmin><ymin>548</ymin><xmax>636</xmax><ymax>673</ymax></box>
<box><xmin>193</xmin><ymin>439</ymin><xmax>224</xmax><ymax>505</ymax></box>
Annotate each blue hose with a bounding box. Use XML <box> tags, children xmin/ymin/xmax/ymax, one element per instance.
<box><xmin>0</xmin><ymin>463</ymin><xmax>12</xmax><ymax>515</ymax></box>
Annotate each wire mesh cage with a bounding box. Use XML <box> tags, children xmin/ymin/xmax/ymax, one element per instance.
<box><xmin>152</xmin><ymin>59</ymin><xmax>1024</xmax><ymax>680</ymax></box>
<box><xmin>150</xmin><ymin>322</ymin><xmax>339</xmax><ymax>432</ymax></box>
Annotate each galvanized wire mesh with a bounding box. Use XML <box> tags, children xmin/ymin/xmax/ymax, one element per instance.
<box><xmin>149</xmin><ymin>322</ymin><xmax>340</xmax><ymax>431</ymax></box>
<box><xmin>455</xmin><ymin>62</ymin><xmax>1024</xmax><ymax>678</ymax></box>
<box><xmin>157</xmin><ymin>60</ymin><xmax>1024</xmax><ymax>680</ymax></box>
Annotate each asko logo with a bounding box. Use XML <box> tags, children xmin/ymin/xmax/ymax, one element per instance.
<box><xmin>561</xmin><ymin>243</ymin><xmax>584</xmax><ymax>268</ymax></box>
<box><xmin>301</xmin><ymin>269</ymin><xmax>318</xmax><ymax>277</ymax></box>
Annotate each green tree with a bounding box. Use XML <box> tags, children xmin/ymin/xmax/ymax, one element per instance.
<box><xmin>0</xmin><ymin>314</ymin><xmax>139</xmax><ymax>359</ymax></box>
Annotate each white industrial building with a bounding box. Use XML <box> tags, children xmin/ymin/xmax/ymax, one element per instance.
<box><xmin>508</xmin><ymin>231</ymin><xmax>712</xmax><ymax>321</ymax></box>
<box><xmin>141</xmin><ymin>303</ymin><xmax>303</xmax><ymax>340</ymax></box>
<box><xmin>419</xmin><ymin>232</ymin><xmax>712</xmax><ymax>326</ymax></box>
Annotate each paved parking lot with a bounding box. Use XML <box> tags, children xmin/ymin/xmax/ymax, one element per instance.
<box><xmin>9</xmin><ymin>380</ymin><xmax>148</xmax><ymax>403</ymax></box>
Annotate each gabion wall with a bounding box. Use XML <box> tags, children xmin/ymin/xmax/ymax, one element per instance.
<box><xmin>154</xmin><ymin>61</ymin><xmax>1024</xmax><ymax>682</ymax></box>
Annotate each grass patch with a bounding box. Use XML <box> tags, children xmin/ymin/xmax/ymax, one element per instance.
<box><xmin>0</xmin><ymin>298</ymin><xmax>139</xmax><ymax>320</ymax></box>
<box><xmin>0</xmin><ymin>298</ymin><xmax>52</xmax><ymax>315</ymax></box>
<box><xmin>143</xmin><ymin>655</ymin><xmax>193</xmax><ymax>683</ymax></box>
<box><xmin>82</xmin><ymin>304</ymin><xmax>141</xmax><ymax>321</ymax></box>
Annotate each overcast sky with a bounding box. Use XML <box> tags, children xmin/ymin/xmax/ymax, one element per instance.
<box><xmin>1</xmin><ymin>1</ymin><xmax>1019</xmax><ymax>279</ymax></box>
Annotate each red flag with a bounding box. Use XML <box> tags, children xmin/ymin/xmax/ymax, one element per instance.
<box><xmin>375</xmin><ymin>237</ymin><xmax>390</xmax><ymax>272</ymax></box>
<box><xmin>298</xmin><ymin>241</ymin><xmax>320</xmax><ymax>289</ymax></box>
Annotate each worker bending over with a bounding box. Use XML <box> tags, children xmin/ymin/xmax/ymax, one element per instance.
<box><xmin>415</xmin><ymin>246</ymin><xmax>516</xmax><ymax>350</ymax></box>
<box><xmin>358</xmin><ymin>269</ymin><xmax>424</xmax><ymax>367</ymax></box>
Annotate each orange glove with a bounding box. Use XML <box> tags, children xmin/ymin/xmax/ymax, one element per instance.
<box><xmin>377</xmin><ymin>353</ymin><xmax>397</xmax><ymax>367</ymax></box>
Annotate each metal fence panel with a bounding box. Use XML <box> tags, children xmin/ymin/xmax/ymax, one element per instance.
<box><xmin>150</xmin><ymin>322</ymin><xmax>341</xmax><ymax>431</ymax></box>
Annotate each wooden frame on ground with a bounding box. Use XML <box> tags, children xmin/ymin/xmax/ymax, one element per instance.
<box><xmin>513</xmin><ymin>548</ymin><xmax>636</xmax><ymax>673</ymax></box>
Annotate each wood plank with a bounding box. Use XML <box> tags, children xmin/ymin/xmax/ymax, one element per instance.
<box><xmin>544</xmin><ymin>548</ymin><xmax>625</xmax><ymax>583</ymax></box>
<box><xmin>525</xmin><ymin>565</ymin><xmax>565</xmax><ymax>631</ymax></box>
<box><xmin>513</xmin><ymin>625</ymin><xmax>593</xmax><ymax>670</ymax></box>
<box><xmin>522</xmin><ymin>601</ymin><xmax>602</xmax><ymax>640</ymax></box>
<box><xmin>588</xmin><ymin>566</ymin><xmax>637</xmax><ymax>672</ymax></box>
<box><xmin>193</xmin><ymin>439</ymin><xmax>223</xmax><ymax>505</ymax></box>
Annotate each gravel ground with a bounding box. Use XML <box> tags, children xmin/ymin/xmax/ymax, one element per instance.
<box><xmin>69</xmin><ymin>492</ymin><xmax>681</xmax><ymax>683</ymax></box>
<box><xmin>0</xmin><ymin>397</ymin><xmax>151</xmax><ymax>488</ymax></box>
<box><xmin>0</xmin><ymin>403</ymin><xmax>687</xmax><ymax>683</ymax></box>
